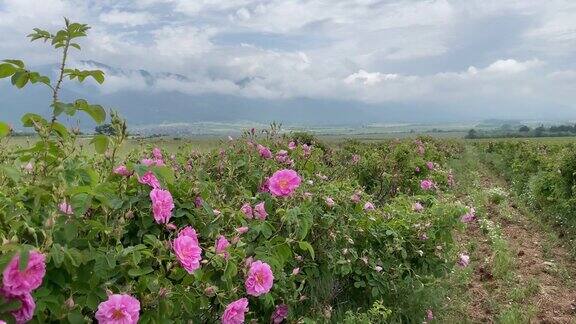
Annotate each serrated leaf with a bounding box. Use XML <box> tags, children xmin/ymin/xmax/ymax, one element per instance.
<box><xmin>298</xmin><ymin>241</ymin><xmax>315</xmax><ymax>260</ymax></box>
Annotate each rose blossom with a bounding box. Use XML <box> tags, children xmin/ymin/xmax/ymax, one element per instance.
<box><xmin>288</xmin><ymin>141</ymin><xmax>297</xmax><ymax>150</ymax></box>
<box><xmin>460</xmin><ymin>207</ymin><xmax>476</xmax><ymax>223</ymax></box>
<box><xmin>254</xmin><ymin>202</ymin><xmax>268</xmax><ymax>220</ymax></box>
<box><xmin>236</xmin><ymin>227</ymin><xmax>249</xmax><ymax>234</ymax></box>
<box><xmin>114</xmin><ymin>165</ymin><xmax>131</xmax><ymax>176</ymax></box>
<box><xmin>302</xmin><ymin>144</ymin><xmax>311</xmax><ymax>156</ymax></box>
<box><xmin>271</xmin><ymin>304</ymin><xmax>289</xmax><ymax>324</ymax></box>
<box><xmin>364</xmin><ymin>202</ymin><xmax>375</xmax><ymax>211</ymax></box>
<box><xmin>222</xmin><ymin>298</ymin><xmax>249</xmax><ymax>324</ymax></box>
<box><xmin>95</xmin><ymin>294</ymin><xmax>140</xmax><ymax>324</ymax></box>
<box><xmin>257</xmin><ymin>144</ymin><xmax>273</xmax><ymax>159</ymax></box>
<box><xmin>173</xmin><ymin>226</ymin><xmax>203</xmax><ymax>273</ymax></box>
<box><xmin>420</xmin><ymin>179</ymin><xmax>434</xmax><ymax>191</ymax></box>
<box><xmin>351</xmin><ymin>154</ymin><xmax>360</xmax><ymax>164</ymax></box>
<box><xmin>0</xmin><ymin>290</ymin><xmax>35</xmax><ymax>323</ymax></box>
<box><xmin>275</xmin><ymin>150</ymin><xmax>289</xmax><ymax>163</ymax></box>
<box><xmin>152</xmin><ymin>147</ymin><xmax>162</xmax><ymax>159</ymax></box>
<box><xmin>194</xmin><ymin>196</ymin><xmax>204</xmax><ymax>208</ymax></box>
<box><xmin>350</xmin><ymin>192</ymin><xmax>361</xmax><ymax>203</ymax></box>
<box><xmin>138</xmin><ymin>171</ymin><xmax>160</xmax><ymax>188</ymax></box>
<box><xmin>374</xmin><ymin>266</ymin><xmax>383</xmax><ymax>272</ymax></box>
<box><xmin>215</xmin><ymin>235</ymin><xmax>231</xmax><ymax>259</ymax></box>
<box><xmin>259</xmin><ymin>177</ymin><xmax>270</xmax><ymax>193</ymax></box>
<box><xmin>268</xmin><ymin>169</ymin><xmax>301</xmax><ymax>197</ymax></box>
<box><xmin>291</xmin><ymin>268</ymin><xmax>300</xmax><ymax>276</ymax></box>
<box><xmin>245</xmin><ymin>260</ymin><xmax>274</xmax><ymax>296</ymax></box>
<box><xmin>2</xmin><ymin>251</ymin><xmax>46</xmax><ymax>295</ymax></box>
<box><xmin>150</xmin><ymin>188</ymin><xmax>174</xmax><ymax>224</ymax></box>
<box><xmin>426</xmin><ymin>161</ymin><xmax>435</xmax><ymax>170</ymax></box>
<box><xmin>413</xmin><ymin>202</ymin><xmax>424</xmax><ymax>212</ymax></box>
<box><xmin>240</xmin><ymin>203</ymin><xmax>253</xmax><ymax>219</ymax></box>
<box><xmin>457</xmin><ymin>253</ymin><xmax>470</xmax><ymax>267</ymax></box>
<box><xmin>325</xmin><ymin>197</ymin><xmax>335</xmax><ymax>208</ymax></box>
<box><xmin>59</xmin><ymin>201</ymin><xmax>73</xmax><ymax>215</ymax></box>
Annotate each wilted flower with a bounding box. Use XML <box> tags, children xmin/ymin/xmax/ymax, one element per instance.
<box><xmin>350</xmin><ymin>192</ymin><xmax>361</xmax><ymax>203</ymax></box>
<box><xmin>23</xmin><ymin>162</ymin><xmax>33</xmax><ymax>173</ymax></box>
<box><xmin>114</xmin><ymin>165</ymin><xmax>131</xmax><ymax>176</ymax></box>
<box><xmin>413</xmin><ymin>202</ymin><xmax>424</xmax><ymax>212</ymax></box>
<box><xmin>325</xmin><ymin>197</ymin><xmax>335</xmax><ymax>208</ymax></box>
<box><xmin>269</xmin><ymin>169</ymin><xmax>301</xmax><ymax>197</ymax></box>
<box><xmin>364</xmin><ymin>202</ymin><xmax>375</xmax><ymax>211</ymax></box>
<box><xmin>254</xmin><ymin>202</ymin><xmax>268</xmax><ymax>220</ymax></box>
<box><xmin>236</xmin><ymin>226</ymin><xmax>249</xmax><ymax>234</ymax></box>
<box><xmin>59</xmin><ymin>201</ymin><xmax>73</xmax><ymax>215</ymax></box>
<box><xmin>150</xmin><ymin>188</ymin><xmax>174</xmax><ymax>224</ymax></box>
<box><xmin>426</xmin><ymin>161</ymin><xmax>435</xmax><ymax>170</ymax></box>
<box><xmin>95</xmin><ymin>294</ymin><xmax>140</xmax><ymax>324</ymax></box>
<box><xmin>460</xmin><ymin>207</ymin><xmax>476</xmax><ymax>223</ymax></box>
<box><xmin>374</xmin><ymin>266</ymin><xmax>383</xmax><ymax>272</ymax></box>
<box><xmin>292</xmin><ymin>267</ymin><xmax>300</xmax><ymax>276</ymax></box>
<box><xmin>302</xmin><ymin>144</ymin><xmax>312</xmax><ymax>156</ymax></box>
<box><xmin>271</xmin><ymin>304</ymin><xmax>289</xmax><ymax>324</ymax></box>
<box><xmin>222</xmin><ymin>298</ymin><xmax>249</xmax><ymax>324</ymax></box>
<box><xmin>240</xmin><ymin>203</ymin><xmax>253</xmax><ymax>219</ymax></box>
<box><xmin>194</xmin><ymin>196</ymin><xmax>204</xmax><ymax>208</ymax></box>
<box><xmin>457</xmin><ymin>253</ymin><xmax>470</xmax><ymax>267</ymax></box>
<box><xmin>152</xmin><ymin>147</ymin><xmax>163</xmax><ymax>159</ymax></box>
<box><xmin>245</xmin><ymin>260</ymin><xmax>274</xmax><ymax>296</ymax></box>
<box><xmin>351</xmin><ymin>154</ymin><xmax>360</xmax><ymax>164</ymax></box>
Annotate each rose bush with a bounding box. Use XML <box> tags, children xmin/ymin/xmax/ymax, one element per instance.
<box><xmin>0</xmin><ymin>20</ymin><xmax>470</xmax><ymax>323</ymax></box>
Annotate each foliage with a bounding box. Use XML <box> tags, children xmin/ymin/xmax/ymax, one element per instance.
<box><xmin>0</xmin><ymin>20</ymin><xmax>467</xmax><ymax>323</ymax></box>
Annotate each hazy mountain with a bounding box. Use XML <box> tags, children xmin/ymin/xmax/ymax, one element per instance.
<box><xmin>2</xmin><ymin>61</ymin><xmax>576</xmax><ymax>131</ymax></box>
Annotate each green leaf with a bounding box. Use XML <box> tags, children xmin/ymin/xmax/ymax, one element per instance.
<box><xmin>0</xmin><ymin>250</ymin><xmax>16</xmax><ymax>273</ymax></box>
<box><xmin>52</xmin><ymin>122</ymin><xmax>70</xmax><ymax>139</ymax></box>
<box><xmin>50</xmin><ymin>244</ymin><xmax>64</xmax><ymax>268</ymax></box>
<box><xmin>0</xmin><ymin>165</ymin><xmax>21</xmax><ymax>182</ymax></box>
<box><xmin>67</xmin><ymin>310</ymin><xmax>86</xmax><ymax>324</ymax></box>
<box><xmin>90</xmin><ymin>71</ymin><xmax>105</xmax><ymax>84</ymax></box>
<box><xmin>298</xmin><ymin>241</ymin><xmax>315</xmax><ymax>261</ymax></box>
<box><xmin>3</xmin><ymin>59</ymin><xmax>25</xmax><ymax>68</ymax></box>
<box><xmin>11</xmin><ymin>71</ymin><xmax>29</xmax><ymax>88</ymax></box>
<box><xmin>128</xmin><ymin>267</ymin><xmax>153</xmax><ymax>277</ymax></box>
<box><xmin>90</xmin><ymin>135</ymin><xmax>109</xmax><ymax>154</ymax></box>
<box><xmin>81</xmin><ymin>104</ymin><xmax>106</xmax><ymax>124</ymax></box>
<box><xmin>21</xmin><ymin>113</ymin><xmax>46</xmax><ymax>127</ymax></box>
<box><xmin>0</xmin><ymin>121</ymin><xmax>11</xmax><ymax>137</ymax></box>
<box><xmin>0</xmin><ymin>63</ymin><xmax>16</xmax><ymax>78</ymax></box>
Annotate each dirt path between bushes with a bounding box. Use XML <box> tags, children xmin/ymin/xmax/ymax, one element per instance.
<box><xmin>444</xmin><ymin>149</ymin><xmax>576</xmax><ymax>323</ymax></box>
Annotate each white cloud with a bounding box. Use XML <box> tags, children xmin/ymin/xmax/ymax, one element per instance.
<box><xmin>99</xmin><ymin>10</ymin><xmax>155</xmax><ymax>27</ymax></box>
<box><xmin>344</xmin><ymin>70</ymin><xmax>399</xmax><ymax>85</ymax></box>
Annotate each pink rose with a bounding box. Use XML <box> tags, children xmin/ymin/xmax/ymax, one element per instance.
<box><xmin>95</xmin><ymin>294</ymin><xmax>140</xmax><ymax>324</ymax></box>
<box><xmin>291</xmin><ymin>267</ymin><xmax>300</xmax><ymax>276</ymax></box>
<box><xmin>150</xmin><ymin>188</ymin><xmax>174</xmax><ymax>224</ymax></box>
<box><xmin>257</xmin><ymin>144</ymin><xmax>273</xmax><ymax>159</ymax></box>
<box><xmin>457</xmin><ymin>253</ymin><xmax>470</xmax><ymax>267</ymax></box>
<box><xmin>253</xmin><ymin>202</ymin><xmax>268</xmax><ymax>220</ymax></box>
<box><xmin>194</xmin><ymin>196</ymin><xmax>204</xmax><ymax>208</ymax></box>
<box><xmin>275</xmin><ymin>150</ymin><xmax>289</xmax><ymax>163</ymax></box>
<box><xmin>245</xmin><ymin>260</ymin><xmax>274</xmax><ymax>296</ymax></box>
<box><xmin>271</xmin><ymin>304</ymin><xmax>289</xmax><ymax>323</ymax></box>
<box><xmin>350</xmin><ymin>192</ymin><xmax>361</xmax><ymax>203</ymax></box>
<box><xmin>215</xmin><ymin>235</ymin><xmax>231</xmax><ymax>259</ymax></box>
<box><xmin>152</xmin><ymin>147</ymin><xmax>163</xmax><ymax>159</ymax></box>
<box><xmin>2</xmin><ymin>251</ymin><xmax>46</xmax><ymax>295</ymax></box>
<box><xmin>364</xmin><ymin>202</ymin><xmax>375</xmax><ymax>211</ymax></box>
<box><xmin>236</xmin><ymin>227</ymin><xmax>249</xmax><ymax>234</ymax></box>
<box><xmin>460</xmin><ymin>207</ymin><xmax>476</xmax><ymax>223</ymax></box>
<box><xmin>0</xmin><ymin>290</ymin><xmax>35</xmax><ymax>323</ymax></box>
<box><xmin>268</xmin><ymin>169</ymin><xmax>301</xmax><ymax>197</ymax></box>
<box><xmin>288</xmin><ymin>141</ymin><xmax>296</xmax><ymax>150</ymax></box>
<box><xmin>415</xmin><ymin>166</ymin><xmax>421</xmax><ymax>173</ymax></box>
<box><xmin>138</xmin><ymin>171</ymin><xmax>161</xmax><ymax>188</ymax></box>
<box><xmin>302</xmin><ymin>144</ymin><xmax>311</xmax><ymax>156</ymax></box>
<box><xmin>222</xmin><ymin>298</ymin><xmax>249</xmax><ymax>324</ymax></box>
<box><xmin>413</xmin><ymin>202</ymin><xmax>424</xmax><ymax>212</ymax></box>
<box><xmin>114</xmin><ymin>165</ymin><xmax>131</xmax><ymax>176</ymax></box>
<box><xmin>240</xmin><ymin>203</ymin><xmax>253</xmax><ymax>219</ymax></box>
<box><xmin>259</xmin><ymin>177</ymin><xmax>270</xmax><ymax>193</ymax></box>
<box><xmin>59</xmin><ymin>201</ymin><xmax>73</xmax><ymax>215</ymax></box>
<box><xmin>426</xmin><ymin>161</ymin><xmax>435</xmax><ymax>170</ymax></box>
<box><xmin>420</xmin><ymin>179</ymin><xmax>434</xmax><ymax>191</ymax></box>
<box><xmin>325</xmin><ymin>197</ymin><xmax>335</xmax><ymax>208</ymax></box>
<box><xmin>351</xmin><ymin>154</ymin><xmax>360</xmax><ymax>164</ymax></box>
<box><xmin>173</xmin><ymin>226</ymin><xmax>203</xmax><ymax>273</ymax></box>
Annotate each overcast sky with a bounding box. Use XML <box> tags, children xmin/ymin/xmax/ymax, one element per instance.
<box><xmin>1</xmin><ymin>0</ymin><xmax>576</xmax><ymax>118</ymax></box>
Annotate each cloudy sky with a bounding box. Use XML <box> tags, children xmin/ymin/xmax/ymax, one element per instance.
<box><xmin>1</xmin><ymin>0</ymin><xmax>576</xmax><ymax>122</ymax></box>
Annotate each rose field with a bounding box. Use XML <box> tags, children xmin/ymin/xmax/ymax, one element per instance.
<box><xmin>4</xmin><ymin>20</ymin><xmax>576</xmax><ymax>324</ymax></box>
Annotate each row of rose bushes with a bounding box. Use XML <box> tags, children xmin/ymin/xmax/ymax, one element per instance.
<box><xmin>0</xmin><ymin>131</ymin><xmax>473</xmax><ymax>323</ymax></box>
<box><xmin>476</xmin><ymin>140</ymin><xmax>576</xmax><ymax>252</ymax></box>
